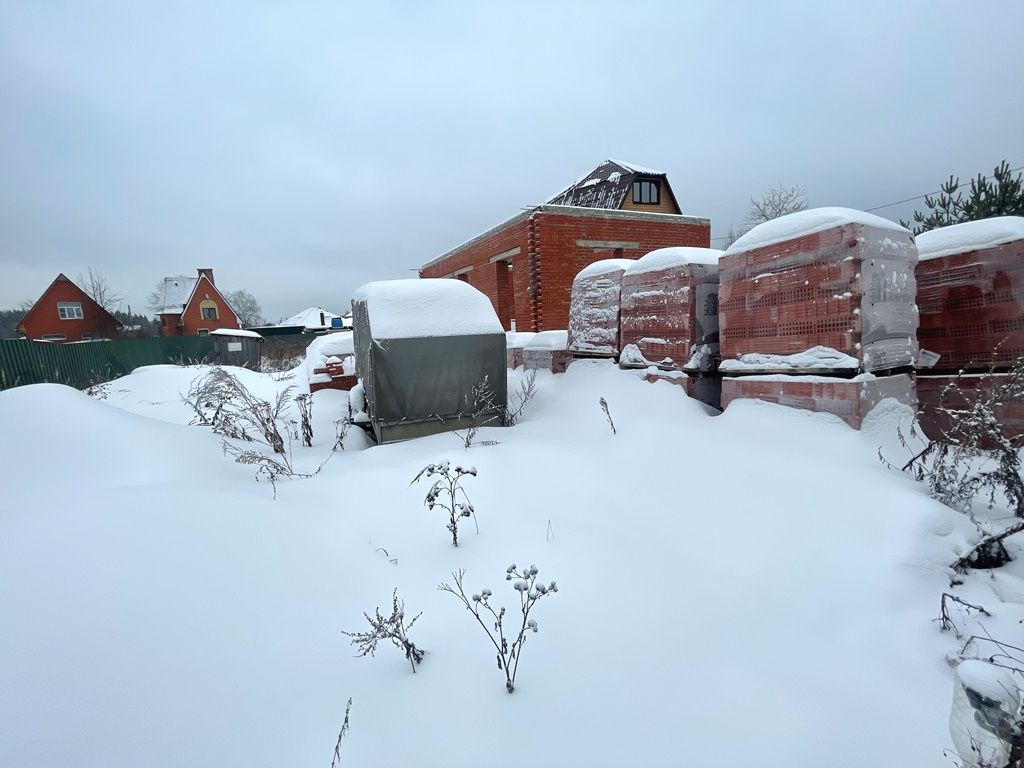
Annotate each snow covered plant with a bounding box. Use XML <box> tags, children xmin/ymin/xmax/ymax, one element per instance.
<box><xmin>342</xmin><ymin>590</ymin><xmax>426</xmax><ymax>673</ymax></box>
<box><xmin>412</xmin><ymin>461</ymin><xmax>478</xmax><ymax>547</ymax></box>
<box><xmin>599</xmin><ymin>396</ymin><xmax>616</xmax><ymax>435</ymax></box>
<box><xmin>891</xmin><ymin>361</ymin><xmax>1024</xmax><ymax>573</ymax></box>
<box><xmin>294</xmin><ymin>393</ymin><xmax>313</xmax><ymax>448</ymax></box>
<box><xmin>182</xmin><ymin>367</ymin><xmax>291</xmax><ymax>454</ymax></box>
<box><xmin>503</xmin><ymin>369</ymin><xmax>538</xmax><ymax>427</ymax></box>
<box><xmin>222</xmin><ymin>418</ymin><xmax>350</xmax><ymax>498</ymax></box>
<box><xmin>437</xmin><ymin>565</ymin><xmax>557</xmax><ymax>694</ymax></box>
<box><xmin>454</xmin><ymin>376</ymin><xmax>502</xmax><ymax>448</ymax></box>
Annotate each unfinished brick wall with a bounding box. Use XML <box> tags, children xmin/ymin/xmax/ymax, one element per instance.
<box><xmin>421</xmin><ymin>206</ymin><xmax>710</xmax><ymax>332</ymax></box>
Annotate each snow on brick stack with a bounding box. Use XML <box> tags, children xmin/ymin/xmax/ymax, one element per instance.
<box><xmin>619</xmin><ymin>247</ymin><xmax>723</xmax><ymax>370</ymax></box>
<box><xmin>567</xmin><ymin>259</ymin><xmax>635</xmax><ymax>359</ymax></box>
<box><xmin>521</xmin><ymin>330</ymin><xmax>571</xmax><ymax>374</ymax></box>
<box><xmin>913</xmin><ymin>217</ymin><xmax>1024</xmax><ymax>441</ymax></box>
<box><xmin>718</xmin><ymin>208</ymin><xmax>919</xmax><ymax>426</ymax></box>
<box><xmin>505</xmin><ymin>331</ymin><xmax>536</xmax><ymax>369</ymax></box>
<box><xmin>304</xmin><ymin>331</ymin><xmax>358</xmax><ymax>393</ymax></box>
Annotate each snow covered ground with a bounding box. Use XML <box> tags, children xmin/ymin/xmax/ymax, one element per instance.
<box><xmin>1</xmin><ymin>361</ymin><xmax>1022</xmax><ymax>767</ymax></box>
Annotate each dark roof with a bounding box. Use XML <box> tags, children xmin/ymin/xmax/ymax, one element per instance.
<box><xmin>547</xmin><ymin>159</ymin><xmax>668</xmax><ymax>209</ymax></box>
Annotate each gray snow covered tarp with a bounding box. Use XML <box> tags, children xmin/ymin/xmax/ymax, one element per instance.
<box><xmin>351</xmin><ymin>279</ymin><xmax>508</xmax><ymax>443</ymax></box>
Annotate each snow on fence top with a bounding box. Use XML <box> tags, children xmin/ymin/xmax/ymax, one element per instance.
<box><xmin>209</xmin><ymin>328</ymin><xmax>263</xmax><ymax>340</ymax></box>
<box><xmin>624</xmin><ymin>247</ymin><xmax>723</xmax><ymax>276</ymax></box>
<box><xmin>725</xmin><ymin>207</ymin><xmax>910</xmax><ymax>255</ymax></box>
<box><xmin>351</xmin><ymin>279</ymin><xmax>503</xmax><ymax>339</ymax></box>
<box><xmin>915</xmin><ymin>216</ymin><xmax>1024</xmax><ymax>261</ymax></box>
<box><xmin>524</xmin><ymin>330</ymin><xmax>568</xmax><ymax>350</ymax></box>
<box><xmin>575</xmin><ymin>258</ymin><xmax>636</xmax><ymax>281</ymax></box>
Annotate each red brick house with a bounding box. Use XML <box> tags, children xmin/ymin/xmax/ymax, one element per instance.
<box><xmin>155</xmin><ymin>268</ymin><xmax>242</xmax><ymax>336</ymax></box>
<box><xmin>17</xmin><ymin>273</ymin><xmax>123</xmax><ymax>342</ymax></box>
<box><xmin>420</xmin><ymin>160</ymin><xmax>711</xmax><ymax>331</ymax></box>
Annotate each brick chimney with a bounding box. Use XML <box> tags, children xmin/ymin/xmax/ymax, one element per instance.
<box><xmin>197</xmin><ymin>268</ymin><xmax>215</xmax><ymax>285</ymax></box>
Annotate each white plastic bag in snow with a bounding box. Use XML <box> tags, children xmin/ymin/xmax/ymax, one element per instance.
<box><xmin>950</xmin><ymin>659</ymin><xmax>1021</xmax><ymax>767</ymax></box>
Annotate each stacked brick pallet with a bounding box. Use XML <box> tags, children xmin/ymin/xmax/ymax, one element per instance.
<box><xmin>717</xmin><ymin>208</ymin><xmax>919</xmax><ymax>427</ymax></box>
<box><xmin>522</xmin><ymin>330</ymin><xmax>572</xmax><ymax>374</ymax></box>
<box><xmin>618</xmin><ymin>247</ymin><xmax>722</xmax><ymax>369</ymax></box>
<box><xmin>505</xmin><ymin>331</ymin><xmax>537</xmax><ymax>369</ymax></box>
<box><xmin>914</xmin><ymin>216</ymin><xmax>1024</xmax><ymax>441</ymax></box>
<box><xmin>309</xmin><ymin>355</ymin><xmax>358</xmax><ymax>393</ymax></box>
<box><xmin>617</xmin><ymin>246</ymin><xmax>724</xmax><ymax>409</ymax></box>
<box><xmin>567</xmin><ymin>259</ymin><xmax>634</xmax><ymax>358</ymax></box>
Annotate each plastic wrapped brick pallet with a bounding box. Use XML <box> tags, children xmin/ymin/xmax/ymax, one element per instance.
<box><xmin>619</xmin><ymin>247</ymin><xmax>722</xmax><ymax>371</ymax></box>
<box><xmin>915</xmin><ymin>216</ymin><xmax>1024</xmax><ymax>371</ymax></box>
<box><xmin>567</xmin><ymin>259</ymin><xmax>635</xmax><ymax>358</ymax></box>
<box><xmin>719</xmin><ymin>207</ymin><xmax>919</xmax><ymax>373</ymax></box>
<box><xmin>720</xmin><ymin>372</ymin><xmax>916</xmax><ymax>429</ymax></box>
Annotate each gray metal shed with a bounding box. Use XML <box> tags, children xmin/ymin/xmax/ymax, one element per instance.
<box><xmin>352</xmin><ymin>279</ymin><xmax>507</xmax><ymax>443</ymax></box>
<box><xmin>210</xmin><ymin>328</ymin><xmax>263</xmax><ymax>370</ymax></box>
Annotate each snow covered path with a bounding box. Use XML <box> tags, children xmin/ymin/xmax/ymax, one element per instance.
<box><xmin>0</xmin><ymin>362</ymin><xmax>1013</xmax><ymax>766</ymax></box>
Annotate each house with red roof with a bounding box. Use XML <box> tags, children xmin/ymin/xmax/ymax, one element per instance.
<box><xmin>154</xmin><ymin>268</ymin><xmax>242</xmax><ymax>336</ymax></box>
<box><xmin>16</xmin><ymin>273</ymin><xmax>123</xmax><ymax>343</ymax></box>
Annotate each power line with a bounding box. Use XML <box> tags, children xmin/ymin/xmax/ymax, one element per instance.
<box><xmin>864</xmin><ymin>165</ymin><xmax>1024</xmax><ymax>212</ymax></box>
<box><xmin>709</xmin><ymin>163</ymin><xmax>1024</xmax><ymax>241</ymax></box>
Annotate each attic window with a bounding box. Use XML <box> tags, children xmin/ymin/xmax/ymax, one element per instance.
<box><xmin>632</xmin><ymin>179</ymin><xmax>660</xmax><ymax>205</ymax></box>
<box><xmin>57</xmin><ymin>302</ymin><xmax>83</xmax><ymax>320</ymax></box>
<box><xmin>200</xmin><ymin>300</ymin><xmax>219</xmax><ymax>320</ymax></box>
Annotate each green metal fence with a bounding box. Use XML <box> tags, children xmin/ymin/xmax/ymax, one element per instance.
<box><xmin>0</xmin><ymin>336</ymin><xmax>215</xmax><ymax>391</ymax></box>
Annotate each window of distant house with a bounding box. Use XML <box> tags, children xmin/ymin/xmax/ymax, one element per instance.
<box><xmin>57</xmin><ymin>302</ymin><xmax>83</xmax><ymax>320</ymax></box>
<box><xmin>200</xmin><ymin>300</ymin><xmax>219</xmax><ymax>320</ymax></box>
<box><xmin>197</xmin><ymin>329</ymin><xmax>210</xmax><ymax>336</ymax></box>
<box><xmin>41</xmin><ymin>333</ymin><xmax>66</xmax><ymax>341</ymax></box>
<box><xmin>632</xmin><ymin>179</ymin><xmax>660</xmax><ymax>205</ymax></box>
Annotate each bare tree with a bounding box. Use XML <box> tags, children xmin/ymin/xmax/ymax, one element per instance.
<box><xmin>146</xmin><ymin>281</ymin><xmax>165</xmax><ymax>314</ymax></box>
<box><xmin>742</xmin><ymin>183</ymin><xmax>808</xmax><ymax>231</ymax></box>
<box><xmin>76</xmin><ymin>267</ymin><xmax>124</xmax><ymax>312</ymax></box>
<box><xmin>225</xmin><ymin>289</ymin><xmax>264</xmax><ymax>328</ymax></box>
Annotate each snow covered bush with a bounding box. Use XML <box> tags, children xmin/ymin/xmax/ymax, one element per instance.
<box><xmin>342</xmin><ymin>590</ymin><xmax>425</xmax><ymax>673</ymax></box>
<box><xmin>412</xmin><ymin>461</ymin><xmax>478</xmax><ymax>547</ymax></box>
<box><xmin>438</xmin><ymin>564</ymin><xmax>557</xmax><ymax>694</ymax></box>
<box><xmin>182</xmin><ymin>367</ymin><xmax>291</xmax><ymax>454</ymax></box>
<box><xmin>892</xmin><ymin>362</ymin><xmax>1024</xmax><ymax>573</ymax></box>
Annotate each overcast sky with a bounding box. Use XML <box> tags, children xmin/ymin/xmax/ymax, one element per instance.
<box><xmin>1</xmin><ymin>1</ymin><xmax>1022</xmax><ymax>321</ymax></box>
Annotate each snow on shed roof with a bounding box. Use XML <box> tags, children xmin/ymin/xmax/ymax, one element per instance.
<box><xmin>352</xmin><ymin>279</ymin><xmax>503</xmax><ymax>339</ymax></box>
<box><xmin>725</xmin><ymin>207</ymin><xmax>909</xmax><ymax>255</ymax></box>
<box><xmin>624</xmin><ymin>247</ymin><xmax>723</xmax><ymax>276</ymax></box>
<box><xmin>278</xmin><ymin>306</ymin><xmax>344</xmax><ymax>329</ymax></box>
<box><xmin>575</xmin><ymin>258</ymin><xmax>636</xmax><ymax>281</ymax></box>
<box><xmin>915</xmin><ymin>216</ymin><xmax>1024</xmax><ymax>261</ymax></box>
<box><xmin>210</xmin><ymin>328</ymin><xmax>263</xmax><ymax>340</ymax></box>
<box><xmin>156</xmin><ymin>276</ymin><xmax>198</xmax><ymax>314</ymax></box>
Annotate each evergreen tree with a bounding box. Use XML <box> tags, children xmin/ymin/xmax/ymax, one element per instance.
<box><xmin>904</xmin><ymin>160</ymin><xmax>1024</xmax><ymax>234</ymax></box>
